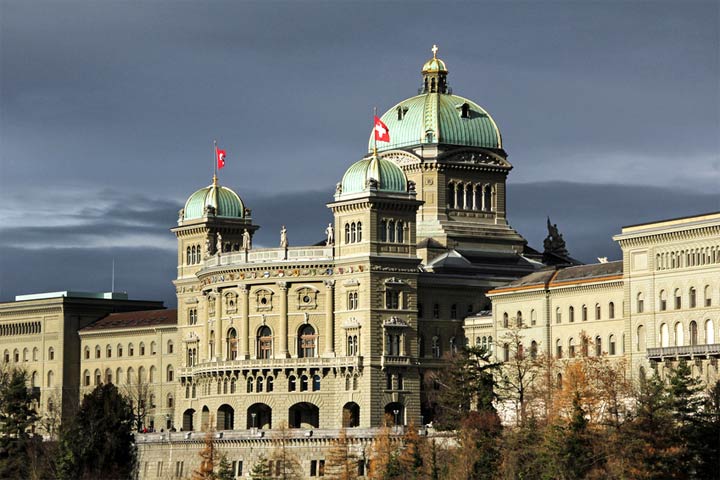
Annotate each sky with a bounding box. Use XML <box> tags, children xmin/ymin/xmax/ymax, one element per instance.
<box><xmin>1</xmin><ymin>0</ymin><xmax>718</xmax><ymax>307</ymax></box>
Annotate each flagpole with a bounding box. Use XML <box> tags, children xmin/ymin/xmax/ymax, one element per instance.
<box><xmin>213</xmin><ymin>140</ymin><xmax>218</xmax><ymax>185</ymax></box>
<box><xmin>373</xmin><ymin>107</ymin><xmax>378</xmax><ymax>157</ymax></box>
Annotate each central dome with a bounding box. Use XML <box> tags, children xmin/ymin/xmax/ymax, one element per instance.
<box><xmin>368</xmin><ymin>48</ymin><xmax>502</xmax><ymax>152</ymax></box>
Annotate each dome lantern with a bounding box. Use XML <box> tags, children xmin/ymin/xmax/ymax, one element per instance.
<box><xmin>421</xmin><ymin>44</ymin><xmax>449</xmax><ymax>94</ymax></box>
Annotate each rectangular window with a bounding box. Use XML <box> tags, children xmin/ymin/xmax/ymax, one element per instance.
<box><xmin>433</xmin><ymin>304</ymin><xmax>439</xmax><ymax>319</ymax></box>
<box><xmin>385</xmin><ymin>290</ymin><xmax>399</xmax><ymax>309</ymax></box>
<box><xmin>319</xmin><ymin>460</ymin><xmax>325</xmax><ymax>476</ymax></box>
<box><xmin>358</xmin><ymin>461</ymin><xmax>365</xmax><ymax>476</ymax></box>
<box><xmin>311</xmin><ymin>460</ymin><xmax>317</xmax><ymax>476</ymax></box>
<box><xmin>660</xmin><ymin>299</ymin><xmax>667</xmax><ymax>311</ymax></box>
<box><xmin>237</xmin><ymin>461</ymin><xmax>243</xmax><ymax>477</ymax></box>
<box><xmin>637</xmin><ymin>299</ymin><xmax>644</xmax><ymax>313</ymax></box>
<box><xmin>418</xmin><ymin>303</ymin><xmax>423</xmax><ymax>318</ymax></box>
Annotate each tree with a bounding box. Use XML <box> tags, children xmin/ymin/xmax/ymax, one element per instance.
<box><xmin>367</xmin><ymin>424</ymin><xmax>401</xmax><ymax>480</ymax></box>
<box><xmin>397</xmin><ymin>423</ymin><xmax>426</xmax><ymax>479</ymax></box>
<box><xmin>192</xmin><ymin>430</ymin><xmax>219</xmax><ymax>480</ymax></box>
<box><xmin>0</xmin><ymin>367</ymin><xmax>41</xmax><ymax>480</ymax></box>
<box><xmin>57</xmin><ymin>383</ymin><xmax>136</xmax><ymax>480</ymax></box>
<box><xmin>694</xmin><ymin>380</ymin><xmax>720</xmax><ymax>480</ymax></box>
<box><xmin>428</xmin><ymin>345</ymin><xmax>499</xmax><ymax>430</ymax></box>
<box><xmin>447</xmin><ymin>411</ymin><xmax>502</xmax><ymax>480</ymax></box>
<box><xmin>123</xmin><ymin>377</ymin><xmax>151</xmax><ymax>431</ymax></box>
<box><xmin>325</xmin><ymin>424</ymin><xmax>359</xmax><ymax>480</ymax></box>
<box><xmin>497</xmin><ymin>325</ymin><xmax>539</xmax><ymax>426</ymax></box>
<box><xmin>249</xmin><ymin>454</ymin><xmax>272</xmax><ymax>480</ymax></box>
<box><xmin>269</xmin><ymin>421</ymin><xmax>303</xmax><ymax>480</ymax></box>
<box><xmin>216</xmin><ymin>452</ymin><xmax>234</xmax><ymax>480</ymax></box>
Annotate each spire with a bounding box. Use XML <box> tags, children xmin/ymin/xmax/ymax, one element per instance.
<box><xmin>421</xmin><ymin>44</ymin><xmax>449</xmax><ymax>94</ymax></box>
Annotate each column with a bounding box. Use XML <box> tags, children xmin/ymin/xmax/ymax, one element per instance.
<box><xmin>401</xmin><ymin>332</ymin><xmax>407</xmax><ymax>356</ymax></box>
<box><xmin>239</xmin><ymin>285</ymin><xmax>249</xmax><ymax>359</ymax></box>
<box><xmin>215</xmin><ymin>290</ymin><xmax>223</xmax><ymax>361</ymax></box>
<box><xmin>324</xmin><ymin>280</ymin><xmax>335</xmax><ymax>356</ymax></box>
<box><xmin>277</xmin><ymin>282</ymin><xmax>289</xmax><ymax>358</ymax></box>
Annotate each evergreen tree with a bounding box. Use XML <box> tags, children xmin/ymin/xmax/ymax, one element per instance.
<box><xmin>368</xmin><ymin>425</ymin><xmax>402</xmax><ymax>480</ymax></box>
<box><xmin>397</xmin><ymin>423</ymin><xmax>425</xmax><ymax>479</ymax></box>
<box><xmin>448</xmin><ymin>411</ymin><xmax>502</xmax><ymax>480</ymax></box>
<box><xmin>57</xmin><ymin>383</ymin><xmax>136</xmax><ymax>480</ymax></box>
<box><xmin>694</xmin><ymin>380</ymin><xmax>720</xmax><ymax>480</ymax></box>
<box><xmin>249</xmin><ymin>454</ymin><xmax>272</xmax><ymax>480</ymax></box>
<box><xmin>0</xmin><ymin>368</ymin><xmax>41</xmax><ymax>480</ymax></box>
<box><xmin>216</xmin><ymin>453</ymin><xmax>234</xmax><ymax>480</ymax></box>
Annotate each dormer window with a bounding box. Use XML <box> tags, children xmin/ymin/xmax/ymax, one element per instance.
<box><xmin>460</xmin><ymin>103</ymin><xmax>470</xmax><ymax>119</ymax></box>
<box><xmin>397</xmin><ymin>106</ymin><xmax>409</xmax><ymax>120</ymax></box>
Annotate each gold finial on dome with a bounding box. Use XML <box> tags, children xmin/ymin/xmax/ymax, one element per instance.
<box><xmin>431</xmin><ymin>44</ymin><xmax>438</xmax><ymax>59</ymax></box>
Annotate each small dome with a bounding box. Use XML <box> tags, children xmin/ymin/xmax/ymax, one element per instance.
<box><xmin>422</xmin><ymin>57</ymin><xmax>447</xmax><ymax>73</ymax></box>
<box><xmin>340</xmin><ymin>156</ymin><xmax>407</xmax><ymax>195</ymax></box>
<box><xmin>183</xmin><ymin>180</ymin><xmax>245</xmax><ymax>221</ymax></box>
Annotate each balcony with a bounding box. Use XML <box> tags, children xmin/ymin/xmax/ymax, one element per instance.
<box><xmin>647</xmin><ymin>343</ymin><xmax>720</xmax><ymax>360</ymax></box>
<box><xmin>179</xmin><ymin>355</ymin><xmax>363</xmax><ymax>377</ymax></box>
<box><xmin>381</xmin><ymin>355</ymin><xmax>413</xmax><ymax>368</ymax></box>
<box><xmin>204</xmin><ymin>246</ymin><xmax>334</xmax><ymax>269</ymax></box>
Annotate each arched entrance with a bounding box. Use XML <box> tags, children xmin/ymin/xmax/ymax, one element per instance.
<box><xmin>247</xmin><ymin>403</ymin><xmax>272</xmax><ymax>429</ymax></box>
<box><xmin>182</xmin><ymin>408</ymin><xmax>195</xmax><ymax>431</ymax></box>
<box><xmin>384</xmin><ymin>402</ymin><xmax>404</xmax><ymax>426</ymax></box>
<box><xmin>289</xmin><ymin>402</ymin><xmax>319</xmax><ymax>428</ymax></box>
<box><xmin>217</xmin><ymin>404</ymin><xmax>234</xmax><ymax>430</ymax></box>
<box><xmin>342</xmin><ymin>402</ymin><xmax>360</xmax><ymax>427</ymax></box>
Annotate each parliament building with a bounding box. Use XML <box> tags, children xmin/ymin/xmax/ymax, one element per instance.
<box><xmin>1</xmin><ymin>48</ymin><xmax>718</xmax><ymax>479</ymax></box>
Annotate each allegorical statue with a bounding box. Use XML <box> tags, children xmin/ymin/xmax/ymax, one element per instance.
<box><xmin>216</xmin><ymin>232</ymin><xmax>223</xmax><ymax>255</ymax></box>
<box><xmin>242</xmin><ymin>229</ymin><xmax>252</xmax><ymax>250</ymax></box>
<box><xmin>204</xmin><ymin>235</ymin><xmax>213</xmax><ymax>259</ymax></box>
<box><xmin>325</xmin><ymin>223</ymin><xmax>334</xmax><ymax>245</ymax></box>
<box><xmin>280</xmin><ymin>225</ymin><xmax>288</xmax><ymax>248</ymax></box>
<box><xmin>543</xmin><ymin>217</ymin><xmax>570</xmax><ymax>259</ymax></box>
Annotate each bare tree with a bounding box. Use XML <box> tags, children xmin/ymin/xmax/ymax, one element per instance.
<box><xmin>123</xmin><ymin>378</ymin><xmax>151</xmax><ymax>431</ymax></box>
<box><xmin>497</xmin><ymin>323</ymin><xmax>539</xmax><ymax>426</ymax></box>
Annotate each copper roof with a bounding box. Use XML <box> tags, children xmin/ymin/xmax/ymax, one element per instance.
<box><xmin>551</xmin><ymin>261</ymin><xmax>623</xmax><ymax>284</ymax></box>
<box><xmin>81</xmin><ymin>309</ymin><xmax>177</xmax><ymax>331</ymax></box>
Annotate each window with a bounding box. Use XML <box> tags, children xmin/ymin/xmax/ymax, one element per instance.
<box><xmin>674</xmin><ymin>322</ymin><xmax>684</xmax><ymax>346</ymax></box>
<box><xmin>659</xmin><ymin>290</ymin><xmax>667</xmax><ymax>311</ymax></box>
<box><xmin>385</xmin><ymin>290</ymin><xmax>399</xmax><ymax>309</ymax></box>
<box><xmin>460</xmin><ymin>102</ymin><xmax>470</xmax><ymax>119</ymax></box>
<box><xmin>84</xmin><ymin>370</ymin><xmax>90</xmax><ymax>387</ymax></box>
<box><xmin>129</xmin><ymin>343</ymin><xmax>134</xmax><ymax>356</ymax></box>
<box><xmin>106</xmin><ymin>345</ymin><xmax>112</xmax><ymax>358</ymax></box>
<box><xmin>689</xmin><ymin>287</ymin><xmax>697</xmax><ymax>308</ymax></box>
<box><xmin>582</xmin><ymin>305</ymin><xmax>588</xmax><ymax>321</ymax></box>
<box><xmin>386</xmin><ymin>333</ymin><xmax>401</xmax><ymax>356</ymax></box>
<box><xmin>555</xmin><ymin>307</ymin><xmax>561</xmax><ymax>324</ymax></box>
<box><xmin>257</xmin><ymin>326</ymin><xmax>272</xmax><ymax>359</ymax></box>
<box><xmin>690</xmin><ymin>321</ymin><xmax>698</xmax><ymax>346</ymax></box>
<box><xmin>84</xmin><ymin>346</ymin><xmax>90</xmax><ymax>360</ymax></box>
<box><xmin>609</xmin><ymin>335</ymin><xmax>616</xmax><ymax>355</ymax></box>
<box><xmin>298</xmin><ymin>324</ymin><xmax>317</xmax><ymax>358</ymax></box>
<box><xmin>674</xmin><ymin>289</ymin><xmax>682</xmax><ymax>310</ymax></box>
<box><xmin>380</xmin><ymin>220</ymin><xmax>387</xmax><ymax>242</ymax></box>
<box><xmin>344</xmin><ymin>223</ymin><xmax>350</xmax><ymax>244</ymax></box>
<box><xmin>706</xmin><ymin>319</ymin><xmax>715</xmax><ymax>344</ymax></box>
<box><xmin>48</xmin><ymin>347</ymin><xmax>54</xmax><ymax>361</ymax></box>
<box><xmin>150</xmin><ymin>341</ymin><xmax>157</xmax><ymax>355</ymax></box>
<box><xmin>149</xmin><ymin>366</ymin><xmax>156</xmax><ymax>383</ymax></box>
<box><xmin>503</xmin><ymin>312</ymin><xmax>509</xmax><ymax>328</ymax></box>
<box><xmin>347</xmin><ymin>292</ymin><xmax>358</xmax><ymax>310</ymax></box>
<box><xmin>396</xmin><ymin>221</ymin><xmax>403</xmax><ymax>243</ymax></box>
<box><xmin>267</xmin><ymin>376</ymin><xmax>274</xmax><ymax>392</ymax></box>
<box><xmin>569</xmin><ymin>306</ymin><xmax>575</xmax><ymax>323</ymax></box>
<box><xmin>450</xmin><ymin>304</ymin><xmax>457</xmax><ymax>320</ymax></box>
<box><xmin>433</xmin><ymin>303</ymin><xmax>439</xmax><ymax>319</ymax></box>
<box><xmin>569</xmin><ymin>338</ymin><xmax>576</xmax><ymax>358</ymax></box>
<box><xmin>595</xmin><ymin>336</ymin><xmax>602</xmax><ymax>356</ymax></box>
<box><xmin>431</xmin><ymin>336</ymin><xmax>441</xmax><ymax>358</ymax></box>
<box><xmin>637</xmin><ymin>293</ymin><xmax>644</xmax><ymax>313</ymax></box>
<box><xmin>530</xmin><ymin>341</ymin><xmax>538</xmax><ymax>359</ymax></box>
<box><xmin>118</xmin><ymin>344</ymin><xmax>123</xmax><ymax>357</ymax></box>
<box><xmin>313</xmin><ymin>375</ymin><xmax>321</xmax><ymax>391</ymax></box>
<box><xmin>288</xmin><ymin>376</ymin><xmax>296</xmax><ymax>392</ymax></box>
<box><xmin>140</xmin><ymin>342</ymin><xmax>146</xmax><ymax>356</ymax></box>
<box><xmin>167</xmin><ymin>365</ymin><xmax>174</xmax><ymax>382</ymax></box>
<box><xmin>660</xmin><ymin>323</ymin><xmax>669</xmax><ymax>347</ymax></box>
<box><xmin>388</xmin><ymin>220</ymin><xmax>395</xmax><ymax>242</ymax></box>
<box><xmin>300</xmin><ymin>375</ymin><xmax>309</xmax><ymax>392</ymax></box>
<box><xmin>95</xmin><ymin>345</ymin><xmax>101</xmax><ymax>359</ymax></box>
<box><xmin>168</xmin><ymin>340</ymin><xmax>174</xmax><ymax>354</ymax></box>
<box><xmin>347</xmin><ymin>335</ymin><xmax>358</xmax><ymax>356</ymax></box>
<box><xmin>530</xmin><ymin>309</ymin><xmax>537</xmax><ymax>326</ymax></box>
<box><xmin>247</xmin><ymin>377</ymin><xmax>254</xmax><ymax>393</ymax></box>
<box><xmin>608</xmin><ymin>302</ymin><xmax>615</xmax><ymax>319</ymax></box>
<box><xmin>595</xmin><ymin>304</ymin><xmax>601</xmax><ymax>320</ymax></box>
<box><xmin>705</xmin><ymin>285</ymin><xmax>712</xmax><ymax>307</ymax></box>
<box><xmin>357</xmin><ymin>222</ymin><xmax>362</xmax><ymax>242</ymax></box>
<box><xmin>189</xmin><ymin>309</ymin><xmax>197</xmax><ymax>325</ymax></box>
<box><xmin>502</xmin><ymin>343</ymin><xmax>509</xmax><ymax>362</ymax></box>
<box><xmin>516</xmin><ymin>311</ymin><xmax>522</xmax><ymax>326</ymax></box>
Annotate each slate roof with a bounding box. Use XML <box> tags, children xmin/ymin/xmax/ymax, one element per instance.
<box><xmin>551</xmin><ymin>261</ymin><xmax>623</xmax><ymax>284</ymax></box>
<box><xmin>81</xmin><ymin>309</ymin><xmax>177</xmax><ymax>331</ymax></box>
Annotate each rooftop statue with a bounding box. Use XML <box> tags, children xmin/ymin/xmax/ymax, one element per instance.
<box><xmin>543</xmin><ymin>217</ymin><xmax>570</xmax><ymax>259</ymax></box>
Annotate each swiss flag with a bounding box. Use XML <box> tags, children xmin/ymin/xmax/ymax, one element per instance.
<box><xmin>374</xmin><ymin>115</ymin><xmax>390</xmax><ymax>143</ymax></box>
<box><xmin>216</xmin><ymin>146</ymin><xmax>226</xmax><ymax>170</ymax></box>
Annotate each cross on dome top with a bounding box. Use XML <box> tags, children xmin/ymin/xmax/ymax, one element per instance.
<box><xmin>431</xmin><ymin>44</ymin><xmax>439</xmax><ymax>58</ymax></box>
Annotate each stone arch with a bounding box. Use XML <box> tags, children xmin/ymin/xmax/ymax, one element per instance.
<box><xmin>288</xmin><ymin>402</ymin><xmax>319</xmax><ymax>428</ymax></box>
<box><xmin>384</xmin><ymin>402</ymin><xmax>404</xmax><ymax>426</ymax></box>
<box><xmin>342</xmin><ymin>402</ymin><xmax>360</xmax><ymax>428</ymax></box>
<box><xmin>217</xmin><ymin>404</ymin><xmax>234</xmax><ymax>430</ymax></box>
<box><xmin>247</xmin><ymin>403</ymin><xmax>272</xmax><ymax>429</ymax></box>
<box><xmin>183</xmin><ymin>408</ymin><xmax>195</xmax><ymax>431</ymax></box>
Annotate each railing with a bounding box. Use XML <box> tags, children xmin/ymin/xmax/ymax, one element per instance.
<box><xmin>204</xmin><ymin>246</ymin><xmax>334</xmax><ymax>268</ymax></box>
<box><xmin>647</xmin><ymin>343</ymin><xmax>720</xmax><ymax>359</ymax></box>
<box><xmin>381</xmin><ymin>355</ymin><xmax>412</xmax><ymax>367</ymax></box>
<box><xmin>179</xmin><ymin>355</ymin><xmax>363</xmax><ymax>377</ymax></box>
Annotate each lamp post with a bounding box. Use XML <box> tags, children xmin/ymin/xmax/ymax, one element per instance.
<box><xmin>251</xmin><ymin>412</ymin><xmax>257</xmax><ymax>433</ymax></box>
<box><xmin>393</xmin><ymin>409</ymin><xmax>400</xmax><ymax>433</ymax></box>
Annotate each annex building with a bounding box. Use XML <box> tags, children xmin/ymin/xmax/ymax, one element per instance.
<box><xmin>2</xmin><ymin>48</ymin><xmax>718</xmax><ymax>479</ymax></box>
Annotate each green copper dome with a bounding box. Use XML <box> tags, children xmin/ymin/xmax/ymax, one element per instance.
<box><xmin>340</xmin><ymin>156</ymin><xmax>407</xmax><ymax>195</ymax></box>
<box><xmin>183</xmin><ymin>179</ymin><xmax>245</xmax><ymax>221</ymax></box>
<box><xmin>369</xmin><ymin>48</ymin><xmax>502</xmax><ymax>152</ymax></box>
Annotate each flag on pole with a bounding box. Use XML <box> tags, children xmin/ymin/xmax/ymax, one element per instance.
<box><xmin>216</xmin><ymin>145</ymin><xmax>226</xmax><ymax>170</ymax></box>
<box><xmin>373</xmin><ymin>115</ymin><xmax>390</xmax><ymax>143</ymax></box>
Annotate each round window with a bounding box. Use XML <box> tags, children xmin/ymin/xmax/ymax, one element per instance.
<box><xmin>302</xmin><ymin>295</ymin><xmax>311</xmax><ymax>304</ymax></box>
<box><xmin>260</xmin><ymin>297</ymin><xmax>268</xmax><ymax>305</ymax></box>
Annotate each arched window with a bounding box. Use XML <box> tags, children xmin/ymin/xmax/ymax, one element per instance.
<box><xmin>128</xmin><ymin>343</ymin><xmax>134</xmax><ymax>356</ymax></box>
<box><xmin>167</xmin><ymin>340</ymin><xmax>174</xmax><ymax>354</ymax></box>
<box><xmin>106</xmin><ymin>345</ymin><xmax>112</xmax><ymax>358</ymax></box>
<box><xmin>227</xmin><ymin>328</ymin><xmax>238</xmax><ymax>360</ymax></box>
<box><xmin>595</xmin><ymin>336</ymin><xmax>602</xmax><ymax>356</ymax></box>
<box><xmin>298</xmin><ymin>324</ymin><xmax>317</xmax><ymax>358</ymax></box>
<box><xmin>674</xmin><ymin>289</ymin><xmax>682</xmax><ymax>310</ymax></box>
<box><xmin>609</xmin><ymin>335</ymin><xmax>616</xmax><ymax>355</ymax></box>
<box><xmin>166</xmin><ymin>365</ymin><xmax>174</xmax><ymax>382</ymax></box>
<box><xmin>187</xmin><ymin>246</ymin><xmax>192</xmax><ymax>265</ymax></box>
<box><xmin>447</xmin><ymin>183</ymin><xmax>455</xmax><ymax>208</ymax></box>
<box><xmin>84</xmin><ymin>346</ymin><xmax>90</xmax><ymax>360</ymax></box>
<box><xmin>48</xmin><ymin>347</ymin><xmax>54</xmax><ymax>361</ymax></box>
<box><xmin>116</xmin><ymin>368</ymin><xmax>123</xmax><ymax>385</ymax></box>
<box><xmin>380</xmin><ymin>220</ymin><xmax>387</xmax><ymax>242</ymax></box>
<box><xmin>313</xmin><ymin>374</ymin><xmax>321</xmax><ymax>391</ymax></box>
<box><xmin>530</xmin><ymin>341</ymin><xmax>538</xmax><ymax>359</ymax></box>
<box><xmin>47</xmin><ymin>370</ymin><xmax>54</xmax><ymax>388</ymax></box>
<box><xmin>267</xmin><ymin>376</ymin><xmax>274</xmax><ymax>392</ymax></box>
<box><xmin>396</xmin><ymin>221</ymin><xmax>403</xmax><ymax>243</ymax></box>
<box><xmin>149</xmin><ymin>366</ymin><xmax>156</xmax><ymax>383</ymax></box>
<box><xmin>167</xmin><ymin>394</ymin><xmax>174</xmax><ymax>408</ymax></box>
<box><xmin>22</xmin><ymin>348</ymin><xmax>28</xmax><ymax>362</ymax></box>
<box><xmin>105</xmin><ymin>368</ymin><xmax>112</xmax><ymax>384</ymax></box>
<box><xmin>13</xmin><ymin>349</ymin><xmax>18</xmax><ymax>363</ymax></box>
<box><xmin>357</xmin><ymin>222</ymin><xmax>362</xmax><ymax>242</ymax></box>
<box><xmin>581</xmin><ymin>304</ymin><xmax>588</xmax><ymax>321</ymax></box>
<box><xmin>568</xmin><ymin>338</ymin><xmax>576</xmax><ymax>358</ymax></box>
<box><xmin>502</xmin><ymin>343</ymin><xmax>510</xmax><ymax>361</ymax></box>
<box><xmin>388</xmin><ymin>220</ymin><xmax>395</xmax><ymax>242</ymax></box>
<box><xmin>257</xmin><ymin>377</ymin><xmax>264</xmax><ymax>392</ymax></box>
<box><xmin>257</xmin><ymin>326</ymin><xmax>272</xmax><ymax>359</ymax></box>
<box><xmin>456</xmin><ymin>183</ymin><xmax>464</xmax><ymax>210</ymax></box>
<box><xmin>705</xmin><ymin>285</ymin><xmax>713</xmax><ymax>307</ymax></box>
<box><xmin>516</xmin><ymin>311</ymin><xmax>523</xmax><ymax>326</ymax></box>
<box><xmin>247</xmin><ymin>377</ymin><xmax>254</xmax><ymax>393</ymax></box>
<box><xmin>288</xmin><ymin>375</ymin><xmax>296</xmax><ymax>392</ymax></box>
<box><xmin>460</xmin><ymin>103</ymin><xmax>470</xmax><ymax>119</ymax></box>
<box><xmin>344</xmin><ymin>223</ymin><xmax>350</xmax><ymax>244</ymax></box>
<box><xmin>690</xmin><ymin>321</ymin><xmax>698</xmax><ymax>346</ymax></box>
<box><xmin>300</xmin><ymin>375</ymin><xmax>309</xmax><ymax>392</ymax></box>
<box><xmin>431</xmin><ymin>336</ymin><xmax>441</xmax><ymax>358</ymax></box>
<box><xmin>83</xmin><ymin>370</ymin><xmax>90</xmax><ymax>387</ymax></box>
<box><xmin>530</xmin><ymin>309</ymin><xmax>537</xmax><ymax>326</ymax></box>
<box><xmin>483</xmin><ymin>185</ymin><xmax>492</xmax><ymax>212</ymax></box>
<box><xmin>138</xmin><ymin>366</ymin><xmax>146</xmax><ymax>383</ymax></box>
<box><xmin>659</xmin><ymin>290</ymin><xmax>667</xmax><ymax>311</ymax></box>
<box><xmin>660</xmin><ymin>323</ymin><xmax>669</xmax><ymax>347</ymax></box>
<box><xmin>32</xmin><ymin>347</ymin><xmax>38</xmax><ymax>361</ymax></box>
<box><xmin>608</xmin><ymin>302</ymin><xmax>615</xmax><ymax>319</ymax></box>
<box><xmin>127</xmin><ymin>367</ymin><xmax>134</xmax><ymax>384</ymax></box>
<box><xmin>95</xmin><ymin>345</ymin><xmax>101</xmax><ymax>359</ymax></box>
<box><xmin>637</xmin><ymin>292</ymin><xmax>645</xmax><ymax>313</ymax></box>
<box><xmin>595</xmin><ymin>304</ymin><xmax>601</xmax><ymax>320</ymax></box>
<box><xmin>689</xmin><ymin>287</ymin><xmax>697</xmax><ymax>308</ymax></box>
<box><xmin>502</xmin><ymin>312</ymin><xmax>509</xmax><ymax>328</ymax></box>
<box><xmin>674</xmin><ymin>322</ymin><xmax>684</xmax><ymax>346</ymax></box>
<box><xmin>139</xmin><ymin>342</ymin><xmax>146</xmax><ymax>356</ymax></box>
<box><xmin>555</xmin><ymin>307</ymin><xmax>561</xmax><ymax>324</ymax></box>
<box><xmin>706</xmin><ymin>319</ymin><xmax>715</xmax><ymax>344</ymax></box>
<box><xmin>350</xmin><ymin>222</ymin><xmax>356</xmax><ymax>243</ymax></box>
<box><xmin>465</xmin><ymin>184</ymin><xmax>472</xmax><ymax>210</ymax></box>
<box><xmin>569</xmin><ymin>306</ymin><xmax>575</xmax><ymax>323</ymax></box>
<box><xmin>117</xmin><ymin>344</ymin><xmax>123</xmax><ymax>357</ymax></box>
<box><xmin>555</xmin><ymin>339</ymin><xmax>562</xmax><ymax>358</ymax></box>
